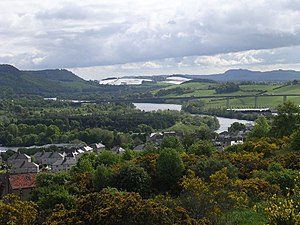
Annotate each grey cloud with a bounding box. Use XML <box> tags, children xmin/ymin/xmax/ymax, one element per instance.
<box><xmin>2</xmin><ymin>0</ymin><xmax>300</xmax><ymax>71</ymax></box>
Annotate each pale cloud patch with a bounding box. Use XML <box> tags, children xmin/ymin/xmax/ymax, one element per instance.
<box><xmin>1</xmin><ymin>0</ymin><xmax>300</xmax><ymax>76</ymax></box>
<box><xmin>194</xmin><ymin>50</ymin><xmax>268</xmax><ymax>67</ymax></box>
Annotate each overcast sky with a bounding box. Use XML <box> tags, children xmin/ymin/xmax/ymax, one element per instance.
<box><xmin>1</xmin><ymin>0</ymin><xmax>300</xmax><ymax>79</ymax></box>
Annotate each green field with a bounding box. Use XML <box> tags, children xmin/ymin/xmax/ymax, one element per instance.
<box><xmin>152</xmin><ymin>82</ymin><xmax>300</xmax><ymax>109</ymax></box>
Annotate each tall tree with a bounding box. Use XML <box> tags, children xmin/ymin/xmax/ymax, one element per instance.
<box><xmin>271</xmin><ymin>101</ymin><xmax>300</xmax><ymax>137</ymax></box>
<box><xmin>156</xmin><ymin>148</ymin><xmax>184</xmax><ymax>192</ymax></box>
<box><xmin>247</xmin><ymin>116</ymin><xmax>271</xmax><ymax>139</ymax></box>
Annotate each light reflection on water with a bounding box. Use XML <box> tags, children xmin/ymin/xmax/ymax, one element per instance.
<box><xmin>133</xmin><ymin>103</ymin><xmax>253</xmax><ymax>133</ymax></box>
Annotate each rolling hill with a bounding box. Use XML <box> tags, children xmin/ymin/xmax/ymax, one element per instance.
<box><xmin>184</xmin><ymin>69</ymin><xmax>300</xmax><ymax>82</ymax></box>
<box><xmin>0</xmin><ymin>64</ymin><xmax>100</xmax><ymax>96</ymax></box>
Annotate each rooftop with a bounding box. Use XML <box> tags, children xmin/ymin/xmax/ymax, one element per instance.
<box><xmin>9</xmin><ymin>173</ymin><xmax>37</xmax><ymax>190</ymax></box>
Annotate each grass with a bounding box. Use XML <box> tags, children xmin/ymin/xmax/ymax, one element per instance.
<box><xmin>153</xmin><ymin>81</ymin><xmax>300</xmax><ymax>109</ymax></box>
<box><xmin>216</xmin><ymin>208</ymin><xmax>268</xmax><ymax>225</ymax></box>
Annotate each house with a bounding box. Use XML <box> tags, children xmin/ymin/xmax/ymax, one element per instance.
<box><xmin>231</xmin><ymin>140</ymin><xmax>244</xmax><ymax>146</ymax></box>
<box><xmin>8</xmin><ymin>173</ymin><xmax>37</xmax><ymax>200</ymax></box>
<box><xmin>146</xmin><ymin>131</ymin><xmax>178</xmax><ymax>145</ymax></box>
<box><xmin>133</xmin><ymin>144</ymin><xmax>146</xmax><ymax>151</ymax></box>
<box><xmin>95</xmin><ymin>143</ymin><xmax>106</xmax><ymax>152</ymax></box>
<box><xmin>7</xmin><ymin>153</ymin><xmax>31</xmax><ymax>166</ymax></box>
<box><xmin>34</xmin><ymin>151</ymin><xmax>64</xmax><ymax>165</ymax></box>
<box><xmin>51</xmin><ymin>157</ymin><xmax>77</xmax><ymax>172</ymax></box>
<box><xmin>10</xmin><ymin>161</ymin><xmax>39</xmax><ymax>174</ymax></box>
<box><xmin>218</xmin><ymin>131</ymin><xmax>230</xmax><ymax>139</ymax></box>
<box><xmin>147</xmin><ymin>132</ymin><xmax>163</xmax><ymax>143</ymax></box>
<box><xmin>82</xmin><ymin>146</ymin><xmax>93</xmax><ymax>152</ymax></box>
<box><xmin>111</xmin><ymin>146</ymin><xmax>125</xmax><ymax>154</ymax></box>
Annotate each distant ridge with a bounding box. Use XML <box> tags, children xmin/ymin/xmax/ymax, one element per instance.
<box><xmin>24</xmin><ymin>69</ymin><xmax>85</xmax><ymax>82</ymax></box>
<box><xmin>185</xmin><ymin>69</ymin><xmax>300</xmax><ymax>82</ymax></box>
<box><xmin>121</xmin><ymin>69</ymin><xmax>300</xmax><ymax>82</ymax></box>
<box><xmin>0</xmin><ymin>64</ymin><xmax>98</xmax><ymax>96</ymax></box>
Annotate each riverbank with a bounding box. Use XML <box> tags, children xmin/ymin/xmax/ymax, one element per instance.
<box><xmin>133</xmin><ymin>102</ymin><xmax>254</xmax><ymax>133</ymax></box>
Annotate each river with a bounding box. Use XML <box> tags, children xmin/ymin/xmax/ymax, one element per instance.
<box><xmin>0</xmin><ymin>103</ymin><xmax>252</xmax><ymax>152</ymax></box>
<box><xmin>133</xmin><ymin>103</ymin><xmax>253</xmax><ymax>133</ymax></box>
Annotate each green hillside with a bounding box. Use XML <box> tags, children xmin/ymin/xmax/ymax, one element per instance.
<box><xmin>0</xmin><ymin>64</ymin><xmax>101</xmax><ymax>97</ymax></box>
<box><xmin>152</xmin><ymin>80</ymin><xmax>300</xmax><ymax>108</ymax></box>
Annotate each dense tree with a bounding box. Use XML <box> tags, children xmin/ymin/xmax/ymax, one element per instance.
<box><xmin>187</xmin><ymin>140</ymin><xmax>215</xmax><ymax>156</ymax></box>
<box><xmin>182</xmin><ymin>100</ymin><xmax>205</xmax><ymax>114</ymax></box>
<box><xmin>271</xmin><ymin>101</ymin><xmax>300</xmax><ymax>137</ymax></box>
<box><xmin>45</xmin><ymin>191</ymin><xmax>196</xmax><ymax>225</ymax></box>
<box><xmin>160</xmin><ymin>136</ymin><xmax>183</xmax><ymax>150</ymax></box>
<box><xmin>96</xmin><ymin>151</ymin><xmax>120</xmax><ymax>166</ymax></box>
<box><xmin>253</xmin><ymin>162</ymin><xmax>299</xmax><ymax>194</ymax></box>
<box><xmin>195</xmin><ymin>158</ymin><xmax>239</xmax><ymax>180</ymax></box>
<box><xmin>228</xmin><ymin>122</ymin><xmax>246</xmax><ymax>134</ymax></box>
<box><xmin>114</xmin><ymin>164</ymin><xmax>150</xmax><ymax>196</ymax></box>
<box><xmin>289</xmin><ymin>128</ymin><xmax>300</xmax><ymax>151</ymax></box>
<box><xmin>36</xmin><ymin>172</ymin><xmax>71</xmax><ymax>187</ymax></box>
<box><xmin>215</xmin><ymin>82</ymin><xmax>240</xmax><ymax>94</ymax></box>
<box><xmin>71</xmin><ymin>157</ymin><xmax>95</xmax><ymax>174</ymax></box>
<box><xmin>93</xmin><ymin>164</ymin><xmax>114</xmax><ymax>191</ymax></box>
<box><xmin>0</xmin><ymin>194</ymin><xmax>38</xmax><ymax>225</ymax></box>
<box><xmin>156</xmin><ymin>148</ymin><xmax>184</xmax><ymax>192</ymax></box>
<box><xmin>247</xmin><ymin>116</ymin><xmax>271</xmax><ymax>139</ymax></box>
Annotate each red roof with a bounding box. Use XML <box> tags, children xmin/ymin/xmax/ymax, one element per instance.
<box><xmin>9</xmin><ymin>173</ymin><xmax>37</xmax><ymax>190</ymax></box>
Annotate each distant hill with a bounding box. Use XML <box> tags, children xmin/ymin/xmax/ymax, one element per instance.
<box><xmin>0</xmin><ymin>64</ymin><xmax>99</xmax><ymax>96</ymax></box>
<box><xmin>185</xmin><ymin>69</ymin><xmax>300</xmax><ymax>82</ymax></box>
<box><xmin>24</xmin><ymin>69</ymin><xmax>85</xmax><ymax>82</ymax></box>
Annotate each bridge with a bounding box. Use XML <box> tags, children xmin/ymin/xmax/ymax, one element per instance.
<box><xmin>92</xmin><ymin>94</ymin><xmax>300</xmax><ymax>108</ymax></box>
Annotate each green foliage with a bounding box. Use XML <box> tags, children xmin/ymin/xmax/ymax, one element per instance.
<box><xmin>182</xmin><ymin>100</ymin><xmax>205</xmax><ymax>114</ymax></box>
<box><xmin>93</xmin><ymin>164</ymin><xmax>114</xmax><ymax>191</ymax></box>
<box><xmin>160</xmin><ymin>136</ymin><xmax>183</xmax><ymax>151</ymax></box>
<box><xmin>247</xmin><ymin>116</ymin><xmax>271</xmax><ymax>140</ymax></box>
<box><xmin>71</xmin><ymin>157</ymin><xmax>95</xmax><ymax>174</ymax></box>
<box><xmin>187</xmin><ymin>140</ymin><xmax>216</xmax><ymax>156</ymax></box>
<box><xmin>265</xmin><ymin>193</ymin><xmax>300</xmax><ymax>225</ymax></box>
<box><xmin>228</xmin><ymin>122</ymin><xmax>246</xmax><ymax>134</ymax></box>
<box><xmin>45</xmin><ymin>191</ymin><xmax>196</xmax><ymax>225</ymax></box>
<box><xmin>114</xmin><ymin>164</ymin><xmax>150</xmax><ymax>196</ymax></box>
<box><xmin>0</xmin><ymin>194</ymin><xmax>38</xmax><ymax>225</ymax></box>
<box><xmin>36</xmin><ymin>172</ymin><xmax>71</xmax><ymax>187</ymax></box>
<box><xmin>36</xmin><ymin>186</ymin><xmax>76</xmax><ymax>211</ymax></box>
<box><xmin>216</xmin><ymin>208</ymin><xmax>267</xmax><ymax>225</ymax></box>
<box><xmin>194</xmin><ymin>158</ymin><xmax>239</xmax><ymax>180</ymax></box>
<box><xmin>96</xmin><ymin>150</ymin><xmax>120</xmax><ymax>166</ymax></box>
<box><xmin>290</xmin><ymin>128</ymin><xmax>300</xmax><ymax>151</ymax></box>
<box><xmin>253</xmin><ymin>163</ymin><xmax>299</xmax><ymax>193</ymax></box>
<box><xmin>271</xmin><ymin>101</ymin><xmax>300</xmax><ymax>137</ymax></box>
<box><xmin>215</xmin><ymin>82</ymin><xmax>240</xmax><ymax>94</ymax></box>
<box><xmin>156</xmin><ymin>148</ymin><xmax>184</xmax><ymax>192</ymax></box>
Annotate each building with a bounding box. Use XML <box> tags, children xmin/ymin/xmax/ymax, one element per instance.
<box><xmin>111</xmin><ymin>146</ymin><xmax>125</xmax><ymax>154</ymax></box>
<box><xmin>7</xmin><ymin>153</ymin><xmax>31</xmax><ymax>166</ymax></box>
<box><xmin>8</xmin><ymin>173</ymin><xmax>37</xmax><ymax>200</ymax></box>
<box><xmin>146</xmin><ymin>131</ymin><xmax>178</xmax><ymax>145</ymax></box>
<box><xmin>133</xmin><ymin>144</ymin><xmax>146</xmax><ymax>151</ymax></box>
<box><xmin>51</xmin><ymin>157</ymin><xmax>77</xmax><ymax>172</ymax></box>
<box><xmin>10</xmin><ymin>161</ymin><xmax>39</xmax><ymax>174</ymax></box>
<box><xmin>34</xmin><ymin>151</ymin><xmax>64</xmax><ymax>165</ymax></box>
<box><xmin>82</xmin><ymin>146</ymin><xmax>93</xmax><ymax>152</ymax></box>
<box><xmin>94</xmin><ymin>143</ymin><xmax>106</xmax><ymax>152</ymax></box>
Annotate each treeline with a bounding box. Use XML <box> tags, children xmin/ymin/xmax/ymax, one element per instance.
<box><xmin>155</xmin><ymin>87</ymin><xmax>193</xmax><ymax>97</ymax></box>
<box><xmin>0</xmin><ymin>99</ymin><xmax>219</xmax><ymax>148</ymax></box>
<box><xmin>215</xmin><ymin>82</ymin><xmax>240</xmax><ymax>94</ymax></box>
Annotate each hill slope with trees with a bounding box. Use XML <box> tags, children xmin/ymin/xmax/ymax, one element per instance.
<box><xmin>0</xmin><ymin>64</ymin><xmax>101</xmax><ymax>97</ymax></box>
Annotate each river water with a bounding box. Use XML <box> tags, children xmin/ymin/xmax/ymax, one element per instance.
<box><xmin>0</xmin><ymin>103</ymin><xmax>252</xmax><ymax>152</ymax></box>
<box><xmin>133</xmin><ymin>103</ymin><xmax>253</xmax><ymax>133</ymax></box>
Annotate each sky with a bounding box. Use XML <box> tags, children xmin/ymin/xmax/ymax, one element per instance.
<box><xmin>1</xmin><ymin>0</ymin><xmax>300</xmax><ymax>80</ymax></box>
